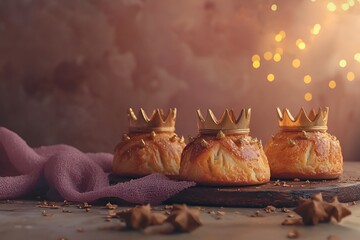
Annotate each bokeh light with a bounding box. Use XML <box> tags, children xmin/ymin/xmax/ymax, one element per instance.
<box><xmin>328</xmin><ymin>80</ymin><xmax>337</xmax><ymax>89</ymax></box>
<box><xmin>311</xmin><ymin>24</ymin><xmax>321</xmax><ymax>35</ymax></box>
<box><xmin>347</xmin><ymin>71</ymin><xmax>355</xmax><ymax>81</ymax></box>
<box><xmin>252</xmin><ymin>54</ymin><xmax>261</xmax><ymax>62</ymax></box>
<box><xmin>354</xmin><ymin>53</ymin><xmax>360</xmax><ymax>62</ymax></box>
<box><xmin>327</xmin><ymin>2</ymin><xmax>337</xmax><ymax>12</ymax></box>
<box><xmin>252</xmin><ymin>60</ymin><xmax>261</xmax><ymax>69</ymax></box>
<box><xmin>296</xmin><ymin>39</ymin><xmax>306</xmax><ymax>50</ymax></box>
<box><xmin>271</xmin><ymin>4</ymin><xmax>277</xmax><ymax>11</ymax></box>
<box><xmin>304</xmin><ymin>92</ymin><xmax>313</xmax><ymax>101</ymax></box>
<box><xmin>264</xmin><ymin>51</ymin><xmax>273</xmax><ymax>61</ymax></box>
<box><xmin>292</xmin><ymin>59</ymin><xmax>301</xmax><ymax>68</ymax></box>
<box><xmin>304</xmin><ymin>75</ymin><xmax>312</xmax><ymax>84</ymax></box>
<box><xmin>273</xmin><ymin>53</ymin><xmax>282</xmax><ymax>62</ymax></box>
<box><xmin>339</xmin><ymin>59</ymin><xmax>347</xmax><ymax>68</ymax></box>
<box><xmin>267</xmin><ymin>73</ymin><xmax>275</xmax><ymax>82</ymax></box>
<box><xmin>341</xmin><ymin>3</ymin><xmax>350</xmax><ymax>11</ymax></box>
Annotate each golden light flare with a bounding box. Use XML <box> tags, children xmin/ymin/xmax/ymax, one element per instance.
<box><xmin>274</xmin><ymin>30</ymin><xmax>286</xmax><ymax>42</ymax></box>
<box><xmin>264</xmin><ymin>51</ymin><xmax>273</xmax><ymax>61</ymax></box>
<box><xmin>267</xmin><ymin>73</ymin><xmax>275</xmax><ymax>82</ymax></box>
<box><xmin>271</xmin><ymin>4</ymin><xmax>277</xmax><ymax>11</ymax></box>
<box><xmin>273</xmin><ymin>53</ymin><xmax>282</xmax><ymax>62</ymax></box>
<box><xmin>327</xmin><ymin>2</ymin><xmax>337</xmax><ymax>12</ymax></box>
<box><xmin>341</xmin><ymin>3</ymin><xmax>350</xmax><ymax>11</ymax></box>
<box><xmin>339</xmin><ymin>59</ymin><xmax>347</xmax><ymax>68</ymax></box>
<box><xmin>296</xmin><ymin>39</ymin><xmax>306</xmax><ymax>50</ymax></box>
<box><xmin>275</xmin><ymin>47</ymin><xmax>283</xmax><ymax>55</ymax></box>
<box><xmin>311</xmin><ymin>24</ymin><xmax>321</xmax><ymax>35</ymax></box>
<box><xmin>238</xmin><ymin>1</ymin><xmax>355</xmax><ymax>100</ymax></box>
<box><xmin>298</xmin><ymin>42</ymin><xmax>306</xmax><ymax>50</ymax></box>
<box><xmin>304</xmin><ymin>75</ymin><xmax>312</xmax><ymax>84</ymax></box>
<box><xmin>347</xmin><ymin>71</ymin><xmax>355</xmax><ymax>81</ymax></box>
<box><xmin>279</xmin><ymin>30</ymin><xmax>286</xmax><ymax>38</ymax></box>
<box><xmin>328</xmin><ymin>80</ymin><xmax>337</xmax><ymax>89</ymax></box>
<box><xmin>354</xmin><ymin>53</ymin><xmax>360</xmax><ymax>62</ymax></box>
<box><xmin>348</xmin><ymin>0</ymin><xmax>355</xmax><ymax>7</ymax></box>
<box><xmin>304</xmin><ymin>92</ymin><xmax>313</xmax><ymax>101</ymax></box>
<box><xmin>292</xmin><ymin>58</ymin><xmax>301</xmax><ymax>68</ymax></box>
<box><xmin>274</xmin><ymin>34</ymin><xmax>282</xmax><ymax>42</ymax></box>
<box><xmin>252</xmin><ymin>54</ymin><xmax>261</xmax><ymax>62</ymax></box>
<box><xmin>252</xmin><ymin>60</ymin><xmax>261</xmax><ymax>69</ymax></box>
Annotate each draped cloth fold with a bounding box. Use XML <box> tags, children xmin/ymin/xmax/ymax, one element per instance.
<box><xmin>0</xmin><ymin>127</ymin><xmax>195</xmax><ymax>205</ymax></box>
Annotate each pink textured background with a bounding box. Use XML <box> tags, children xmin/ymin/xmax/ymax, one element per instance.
<box><xmin>0</xmin><ymin>0</ymin><xmax>360</xmax><ymax>161</ymax></box>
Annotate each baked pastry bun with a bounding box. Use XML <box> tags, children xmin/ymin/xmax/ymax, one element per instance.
<box><xmin>179</xmin><ymin>109</ymin><xmax>270</xmax><ymax>186</ymax></box>
<box><xmin>264</xmin><ymin>107</ymin><xmax>343</xmax><ymax>180</ymax></box>
<box><xmin>112</xmin><ymin>108</ymin><xmax>185</xmax><ymax>177</ymax></box>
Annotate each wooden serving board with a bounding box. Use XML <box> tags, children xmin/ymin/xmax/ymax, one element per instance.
<box><xmin>109</xmin><ymin>162</ymin><xmax>360</xmax><ymax>208</ymax></box>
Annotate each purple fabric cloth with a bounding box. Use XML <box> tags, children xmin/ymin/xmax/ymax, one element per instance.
<box><xmin>0</xmin><ymin>127</ymin><xmax>195</xmax><ymax>205</ymax></box>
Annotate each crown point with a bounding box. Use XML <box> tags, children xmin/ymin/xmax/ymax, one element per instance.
<box><xmin>128</xmin><ymin>108</ymin><xmax>177</xmax><ymax>133</ymax></box>
<box><xmin>150</xmin><ymin>131</ymin><xmax>156</xmax><ymax>140</ymax></box>
<box><xmin>216</xmin><ymin>130</ymin><xmax>226</xmax><ymax>139</ymax></box>
<box><xmin>139</xmin><ymin>139</ymin><xmax>146</xmax><ymax>148</ymax></box>
<box><xmin>128</xmin><ymin>108</ymin><xmax>137</xmax><ymax>121</ymax></box>
<box><xmin>170</xmin><ymin>134</ymin><xmax>177</xmax><ymax>142</ymax></box>
<box><xmin>200</xmin><ymin>138</ymin><xmax>210</xmax><ymax>148</ymax></box>
<box><xmin>278</xmin><ymin>107</ymin><xmax>328</xmax><ymax>132</ymax></box>
<box><xmin>289</xmin><ymin>139</ymin><xmax>296</xmax><ymax>146</ymax></box>
<box><xmin>122</xmin><ymin>134</ymin><xmax>131</xmax><ymax>141</ymax></box>
<box><xmin>308</xmin><ymin>108</ymin><xmax>317</xmax><ymax>120</ymax></box>
<box><xmin>197</xmin><ymin>108</ymin><xmax>251</xmax><ymax>135</ymax></box>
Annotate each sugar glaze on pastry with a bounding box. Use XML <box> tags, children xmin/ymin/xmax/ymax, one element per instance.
<box><xmin>112</xmin><ymin>108</ymin><xmax>184</xmax><ymax>177</ymax></box>
<box><xmin>179</xmin><ymin>109</ymin><xmax>270</xmax><ymax>186</ymax></box>
<box><xmin>265</xmin><ymin>107</ymin><xmax>343</xmax><ymax>179</ymax></box>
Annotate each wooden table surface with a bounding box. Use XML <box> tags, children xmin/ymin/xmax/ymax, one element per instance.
<box><xmin>2</xmin><ymin>162</ymin><xmax>360</xmax><ymax>240</ymax></box>
<box><xmin>0</xmin><ymin>200</ymin><xmax>359</xmax><ymax>240</ymax></box>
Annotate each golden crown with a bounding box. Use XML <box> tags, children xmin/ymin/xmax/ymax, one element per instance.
<box><xmin>128</xmin><ymin>108</ymin><xmax>176</xmax><ymax>133</ymax></box>
<box><xmin>277</xmin><ymin>107</ymin><xmax>329</xmax><ymax>132</ymax></box>
<box><xmin>196</xmin><ymin>109</ymin><xmax>251</xmax><ymax>135</ymax></box>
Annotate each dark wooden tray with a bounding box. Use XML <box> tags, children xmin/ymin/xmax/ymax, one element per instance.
<box><xmin>110</xmin><ymin>162</ymin><xmax>360</xmax><ymax>208</ymax></box>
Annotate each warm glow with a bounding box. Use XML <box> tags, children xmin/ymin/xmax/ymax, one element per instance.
<box><xmin>275</xmin><ymin>34</ymin><xmax>283</xmax><ymax>42</ymax></box>
<box><xmin>275</xmin><ymin>31</ymin><xmax>286</xmax><ymax>42</ymax></box>
<box><xmin>329</xmin><ymin>80</ymin><xmax>337</xmax><ymax>89</ymax></box>
<box><xmin>339</xmin><ymin>59</ymin><xmax>347</xmax><ymax>68</ymax></box>
<box><xmin>252</xmin><ymin>54</ymin><xmax>261</xmax><ymax>62</ymax></box>
<box><xmin>292</xmin><ymin>58</ymin><xmax>301</xmax><ymax>68</ymax></box>
<box><xmin>327</xmin><ymin>2</ymin><xmax>337</xmax><ymax>12</ymax></box>
<box><xmin>264</xmin><ymin>51</ymin><xmax>273</xmax><ymax>61</ymax></box>
<box><xmin>348</xmin><ymin>0</ymin><xmax>355</xmax><ymax>7</ymax></box>
<box><xmin>304</xmin><ymin>75</ymin><xmax>312</xmax><ymax>84</ymax></box>
<box><xmin>267</xmin><ymin>73</ymin><xmax>275</xmax><ymax>82</ymax></box>
<box><xmin>347</xmin><ymin>71</ymin><xmax>355</xmax><ymax>81</ymax></box>
<box><xmin>252</xmin><ymin>60</ymin><xmax>261</xmax><ymax>69</ymax></box>
<box><xmin>271</xmin><ymin>4</ymin><xmax>277</xmax><ymax>11</ymax></box>
<box><xmin>273</xmin><ymin>53</ymin><xmax>282</xmax><ymax>62</ymax></box>
<box><xmin>275</xmin><ymin>47</ymin><xmax>283</xmax><ymax>55</ymax></box>
<box><xmin>298</xmin><ymin>42</ymin><xmax>306</xmax><ymax>50</ymax></box>
<box><xmin>311</xmin><ymin>24</ymin><xmax>321</xmax><ymax>35</ymax></box>
<box><xmin>279</xmin><ymin>30</ymin><xmax>286</xmax><ymax>38</ymax></box>
<box><xmin>296</xmin><ymin>39</ymin><xmax>306</xmax><ymax>50</ymax></box>
<box><xmin>341</xmin><ymin>3</ymin><xmax>350</xmax><ymax>11</ymax></box>
<box><xmin>304</xmin><ymin>92</ymin><xmax>313</xmax><ymax>101</ymax></box>
<box><xmin>354</xmin><ymin>53</ymin><xmax>360</xmax><ymax>62</ymax></box>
